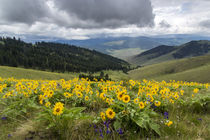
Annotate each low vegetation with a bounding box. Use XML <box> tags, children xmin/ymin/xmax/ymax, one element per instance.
<box><xmin>0</xmin><ymin>77</ymin><xmax>209</xmax><ymax>139</ymax></box>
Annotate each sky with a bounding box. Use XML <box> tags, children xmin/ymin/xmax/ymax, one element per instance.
<box><xmin>0</xmin><ymin>0</ymin><xmax>210</xmax><ymax>40</ymax></box>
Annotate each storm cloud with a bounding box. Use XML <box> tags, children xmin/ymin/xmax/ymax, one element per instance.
<box><xmin>53</xmin><ymin>0</ymin><xmax>155</xmax><ymax>28</ymax></box>
<box><xmin>0</xmin><ymin>0</ymin><xmax>210</xmax><ymax>39</ymax></box>
<box><xmin>0</xmin><ymin>0</ymin><xmax>155</xmax><ymax>28</ymax></box>
<box><xmin>0</xmin><ymin>0</ymin><xmax>50</xmax><ymax>24</ymax></box>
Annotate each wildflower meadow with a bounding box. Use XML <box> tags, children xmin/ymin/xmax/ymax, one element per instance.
<box><xmin>0</xmin><ymin>77</ymin><xmax>209</xmax><ymax>139</ymax></box>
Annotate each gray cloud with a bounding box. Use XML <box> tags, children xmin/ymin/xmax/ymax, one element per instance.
<box><xmin>200</xmin><ymin>19</ymin><xmax>210</xmax><ymax>28</ymax></box>
<box><xmin>159</xmin><ymin>20</ymin><xmax>171</xmax><ymax>28</ymax></box>
<box><xmin>52</xmin><ymin>0</ymin><xmax>155</xmax><ymax>28</ymax></box>
<box><xmin>0</xmin><ymin>0</ymin><xmax>50</xmax><ymax>24</ymax></box>
<box><xmin>0</xmin><ymin>0</ymin><xmax>155</xmax><ymax>29</ymax></box>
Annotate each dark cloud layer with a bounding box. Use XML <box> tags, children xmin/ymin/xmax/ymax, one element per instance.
<box><xmin>53</xmin><ymin>0</ymin><xmax>155</xmax><ymax>28</ymax></box>
<box><xmin>0</xmin><ymin>0</ymin><xmax>155</xmax><ymax>28</ymax></box>
<box><xmin>0</xmin><ymin>0</ymin><xmax>49</xmax><ymax>24</ymax></box>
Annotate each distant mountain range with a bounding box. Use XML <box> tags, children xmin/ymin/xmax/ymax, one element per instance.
<box><xmin>129</xmin><ymin>40</ymin><xmax>210</xmax><ymax>66</ymax></box>
<box><xmin>54</xmin><ymin>34</ymin><xmax>210</xmax><ymax>59</ymax></box>
<box><xmin>3</xmin><ymin>33</ymin><xmax>208</xmax><ymax>60</ymax></box>
<box><xmin>1</xmin><ymin>33</ymin><xmax>210</xmax><ymax>60</ymax></box>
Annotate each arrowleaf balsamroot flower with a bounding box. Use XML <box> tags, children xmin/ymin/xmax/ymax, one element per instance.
<box><xmin>139</xmin><ymin>101</ymin><xmax>145</xmax><ymax>109</ymax></box>
<box><xmin>123</xmin><ymin>95</ymin><xmax>130</xmax><ymax>103</ymax></box>
<box><xmin>100</xmin><ymin>112</ymin><xmax>106</xmax><ymax>121</ymax></box>
<box><xmin>193</xmin><ymin>88</ymin><xmax>199</xmax><ymax>94</ymax></box>
<box><xmin>85</xmin><ymin>96</ymin><xmax>89</xmax><ymax>101</ymax></box>
<box><xmin>45</xmin><ymin>101</ymin><xmax>51</xmax><ymax>108</ymax></box>
<box><xmin>154</xmin><ymin>101</ymin><xmax>161</xmax><ymax>107</ymax></box>
<box><xmin>106</xmin><ymin>108</ymin><xmax>115</xmax><ymax>119</ymax></box>
<box><xmin>165</xmin><ymin>120</ymin><xmax>173</xmax><ymax>126</ymax></box>
<box><xmin>53</xmin><ymin>102</ymin><xmax>64</xmax><ymax>116</ymax></box>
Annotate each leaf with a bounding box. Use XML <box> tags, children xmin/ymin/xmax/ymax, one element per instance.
<box><xmin>149</xmin><ymin>111</ymin><xmax>159</xmax><ymax>117</ymax></box>
<box><xmin>114</xmin><ymin>120</ymin><xmax>121</xmax><ymax>130</ymax></box>
<box><xmin>22</xmin><ymin>108</ymin><xmax>27</xmax><ymax>113</ymax></box>
<box><xmin>65</xmin><ymin>107</ymin><xmax>86</xmax><ymax>114</ymax></box>
<box><xmin>63</xmin><ymin>107</ymin><xmax>87</xmax><ymax>120</ymax></box>
<box><xmin>132</xmin><ymin>117</ymin><xmax>143</xmax><ymax>128</ymax></box>
<box><xmin>149</xmin><ymin>123</ymin><xmax>161</xmax><ymax>136</ymax></box>
<box><xmin>46</xmin><ymin>123</ymin><xmax>56</xmax><ymax>129</ymax></box>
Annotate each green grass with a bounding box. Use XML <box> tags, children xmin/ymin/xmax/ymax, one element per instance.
<box><xmin>153</xmin><ymin>65</ymin><xmax>210</xmax><ymax>83</ymax></box>
<box><xmin>0</xmin><ymin>66</ymin><xmax>129</xmax><ymax>81</ymax></box>
<box><xmin>0</xmin><ymin>66</ymin><xmax>76</xmax><ymax>80</ymax></box>
<box><xmin>129</xmin><ymin>54</ymin><xmax>210</xmax><ymax>83</ymax></box>
<box><xmin>129</xmin><ymin>51</ymin><xmax>175</xmax><ymax>66</ymax></box>
<box><xmin>94</xmin><ymin>70</ymin><xmax>130</xmax><ymax>81</ymax></box>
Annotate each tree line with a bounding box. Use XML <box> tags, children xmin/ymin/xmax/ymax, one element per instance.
<box><xmin>0</xmin><ymin>37</ymin><xmax>130</xmax><ymax>73</ymax></box>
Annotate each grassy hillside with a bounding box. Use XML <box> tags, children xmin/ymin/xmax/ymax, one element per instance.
<box><xmin>0</xmin><ymin>66</ymin><xmax>76</xmax><ymax>80</ymax></box>
<box><xmin>0</xmin><ymin>66</ymin><xmax>129</xmax><ymax>81</ymax></box>
<box><xmin>129</xmin><ymin>54</ymin><xmax>210</xmax><ymax>83</ymax></box>
<box><xmin>130</xmin><ymin>40</ymin><xmax>210</xmax><ymax>66</ymax></box>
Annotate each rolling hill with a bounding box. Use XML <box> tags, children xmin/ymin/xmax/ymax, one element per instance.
<box><xmin>0</xmin><ymin>37</ymin><xmax>130</xmax><ymax>73</ymax></box>
<box><xmin>3</xmin><ymin>33</ymin><xmax>210</xmax><ymax>60</ymax></box>
<box><xmin>128</xmin><ymin>54</ymin><xmax>210</xmax><ymax>83</ymax></box>
<box><xmin>54</xmin><ymin>34</ymin><xmax>210</xmax><ymax>60</ymax></box>
<box><xmin>129</xmin><ymin>40</ymin><xmax>210</xmax><ymax>66</ymax></box>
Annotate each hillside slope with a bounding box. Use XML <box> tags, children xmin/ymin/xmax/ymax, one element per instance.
<box><xmin>0</xmin><ymin>37</ymin><xmax>130</xmax><ymax>73</ymax></box>
<box><xmin>0</xmin><ymin>66</ymin><xmax>76</xmax><ymax>80</ymax></box>
<box><xmin>129</xmin><ymin>40</ymin><xmax>210</xmax><ymax>66</ymax></box>
<box><xmin>0</xmin><ymin>66</ymin><xmax>129</xmax><ymax>81</ymax></box>
<box><xmin>129</xmin><ymin>54</ymin><xmax>210</xmax><ymax>83</ymax></box>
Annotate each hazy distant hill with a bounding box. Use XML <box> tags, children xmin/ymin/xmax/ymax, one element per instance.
<box><xmin>0</xmin><ymin>37</ymin><xmax>130</xmax><ymax>73</ymax></box>
<box><xmin>2</xmin><ymin>33</ymin><xmax>210</xmax><ymax>60</ymax></box>
<box><xmin>54</xmin><ymin>34</ymin><xmax>210</xmax><ymax>59</ymax></box>
<box><xmin>129</xmin><ymin>40</ymin><xmax>210</xmax><ymax>66</ymax></box>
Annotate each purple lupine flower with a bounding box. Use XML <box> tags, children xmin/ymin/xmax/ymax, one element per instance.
<box><xmin>164</xmin><ymin>112</ymin><xmax>169</xmax><ymax>119</ymax></box>
<box><xmin>100</xmin><ymin>133</ymin><xmax>104</xmax><ymax>138</ymax></box>
<box><xmin>197</xmin><ymin>118</ymin><xmax>202</xmax><ymax>121</ymax></box>
<box><xmin>117</xmin><ymin>128</ymin><xmax>123</xmax><ymax>135</ymax></box>
<box><xmin>106</xmin><ymin>129</ymin><xmax>111</xmax><ymax>134</ymax></box>
<box><xmin>8</xmin><ymin>134</ymin><xmax>12</xmax><ymax>138</ymax></box>
<box><xmin>99</xmin><ymin>128</ymin><xmax>103</xmax><ymax>138</ymax></box>
<box><xmin>93</xmin><ymin>124</ymin><xmax>97</xmax><ymax>129</ymax></box>
<box><xmin>106</xmin><ymin>121</ymin><xmax>110</xmax><ymax>128</ymax></box>
<box><xmin>1</xmin><ymin>117</ymin><xmax>7</xmax><ymax>120</ymax></box>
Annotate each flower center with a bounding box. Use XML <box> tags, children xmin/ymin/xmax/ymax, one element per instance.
<box><xmin>109</xmin><ymin>111</ymin><xmax>113</xmax><ymax>115</ymax></box>
<box><xmin>56</xmin><ymin>108</ymin><xmax>60</xmax><ymax>112</ymax></box>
